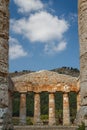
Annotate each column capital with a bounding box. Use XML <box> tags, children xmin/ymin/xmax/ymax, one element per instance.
<box><xmin>20</xmin><ymin>92</ymin><xmax>26</xmax><ymax>94</ymax></box>
<box><xmin>76</xmin><ymin>91</ymin><xmax>80</xmax><ymax>94</ymax></box>
<box><xmin>63</xmin><ymin>91</ymin><xmax>69</xmax><ymax>94</ymax></box>
<box><xmin>63</xmin><ymin>85</ymin><xmax>70</xmax><ymax>93</ymax></box>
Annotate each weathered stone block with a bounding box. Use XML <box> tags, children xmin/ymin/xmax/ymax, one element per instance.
<box><xmin>0</xmin><ymin>62</ymin><xmax>8</xmax><ymax>73</ymax></box>
<box><xmin>75</xmin><ymin>106</ymin><xmax>87</xmax><ymax>125</ymax></box>
<box><xmin>0</xmin><ymin>89</ymin><xmax>8</xmax><ymax>107</ymax></box>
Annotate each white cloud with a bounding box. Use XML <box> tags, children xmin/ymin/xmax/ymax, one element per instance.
<box><xmin>10</xmin><ymin>11</ymin><xmax>69</xmax><ymax>43</ymax></box>
<box><xmin>9</xmin><ymin>37</ymin><xmax>28</xmax><ymax>60</ymax></box>
<box><xmin>44</xmin><ymin>41</ymin><xmax>67</xmax><ymax>54</ymax></box>
<box><xmin>14</xmin><ymin>0</ymin><xmax>44</xmax><ymax>13</ymax></box>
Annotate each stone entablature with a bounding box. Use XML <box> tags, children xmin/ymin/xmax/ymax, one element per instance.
<box><xmin>12</xmin><ymin>70</ymin><xmax>79</xmax><ymax>93</ymax></box>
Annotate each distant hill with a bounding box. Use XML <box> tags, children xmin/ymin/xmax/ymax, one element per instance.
<box><xmin>9</xmin><ymin>67</ymin><xmax>80</xmax><ymax>77</ymax></box>
<box><xmin>51</xmin><ymin>67</ymin><xmax>79</xmax><ymax>77</ymax></box>
<box><xmin>9</xmin><ymin>70</ymin><xmax>34</xmax><ymax>77</ymax></box>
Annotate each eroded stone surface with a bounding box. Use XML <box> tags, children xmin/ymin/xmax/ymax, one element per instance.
<box><xmin>75</xmin><ymin>106</ymin><xmax>87</xmax><ymax>125</ymax></box>
<box><xmin>63</xmin><ymin>93</ymin><xmax>70</xmax><ymax>125</ymax></box>
<box><xmin>12</xmin><ymin>70</ymin><xmax>79</xmax><ymax>93</ymax></box>
<box><xmin>34</xmin><ymin>93</ymin><xmax>41</xmax><ymax>124</ymax></box>
<box><xmin>20</xmin><ymin>93</ymin><xmax>26</xmax><ymax>125</ymax></box>
<box><xmin>0</xmin><ymin>0</ymin><xmax>13</xmax><ymax>129</ymax></box>
<box><xmin>49</xmin><ymin>93</ymin><xmax>56</xmax><ymax>125</ymax></box>
<box><xmin>75</xmin><ymin>0</ymin><xmax>87</xmax><ymax>125</ymax></box>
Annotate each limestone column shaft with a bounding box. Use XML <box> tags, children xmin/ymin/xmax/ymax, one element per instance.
<box><xmin>75</xmin><ymin>0</ymin><xmax>87</xmax><ymax>124</ymax></box>
<box><xmin>0</xmin><ymin>1</ymin><xmax>13</xmax><ymax>129</ymax></box>
<box><xmin>20</xmin><ymin>93</ymin><xmax>26</xmax><ymax>124</ymax></box>
<box><xmin>63</xmin><ymin>93</ymin><xmax>70</xmax><ymax>125</ymax></box>
<box><xmin>0</xmin><ymin>0</ymin><xmax>9</xmax><ymax>108</ymax></box>
<box><xmin>78</xmin><ymin>0</ymin><xmax>87</xmax><ymax>105</ymax></box>
<box><xmin>77</xmin><ymin>92</ymin><xmax>81</xmax><ymax>112</ymax></box>
<box><xmin>49</xmin><ymin>93</ymin><xmax>56</xmax><ymax>125</ymax></box>
<box><xmin>34</xmin><ymin>93</ymin><xmax>41</xmax><ymax>124</ymax></box>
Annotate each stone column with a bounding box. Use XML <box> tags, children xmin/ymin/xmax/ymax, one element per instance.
<box><xmin>34</xmin><ymin>93</ymin><xmax>41</xmax><ymax>124</ymax></box>
<box><xmin>76</xmin><ymin>0</ymin><xmax>87</xmax><ymax>125</ymax></box>
<box><xmin>0</xmin><ymin>0</ymin><xmax>9</xmax><ymax>108</ymax></box>
<box><xmin>20</xmin><ymin>93</ymin><xmax>26</xmax><ymax>125</ymax></box>
<box><xmin>49</xmin><ymin>93</ymin><xmax>56</xmax><ymax>125</ymax></box>
<box><xmin>77</xmin><ymin>92</ymin><xmax>81</xmax><ymax>112</ymax></box>
<box><xmin>63</xmin><ymin>93</ymin><xmax>70</xmax><ymax>125</ymax></box>
<box><xmin>0</xmin><ymin>0</ymin><xmax>13</xmax><ymax>129</ymax></box>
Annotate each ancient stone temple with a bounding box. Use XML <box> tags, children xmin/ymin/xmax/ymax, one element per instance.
<box><xmin>76</xmin><ymin>0</ymin><xmax>87</xmax><ymax>125</ymax></box>
<box><xmin>0</xmin><ymin>0</ymin><xmax>13</xmax><ymax>129</ymax></box>
<box><xmin>12</xmin><ymin>70</ymin><xmax>80</xmax><ymax>126</ymax></box>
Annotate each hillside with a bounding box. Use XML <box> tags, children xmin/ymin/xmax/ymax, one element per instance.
<box><xmin>9</xmin><ymin>70</ymin><xmax>34</xmax><ymax>77</ymax></box>
<box><xmin>51</xmin><ymin>67</ymin><xmax>79</xmax><ymax>77</ymax></box>
<box><xmin>9</xmin><ymin>67</ymin><xmax>79</xmax><ymax>77</ymax></box>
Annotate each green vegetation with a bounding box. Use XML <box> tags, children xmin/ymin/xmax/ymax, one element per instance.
<box><xmin>12</xmin><ymin>117</ymin><xmax>19</xmax><ymax>125</ymax></box>
<box><xmin>55</xmin><ymin>92</ymin><xmax>63</xmax><ymax>125</ymax></box>
<box><xmin>41</xmin><ymin>92</ymin><xmax>49</xmax><ymax>115</ymax></box>
<box><xmin>69</xmin><ymin>92</ymin><xmax>77</xmax><ymax>124</ymax></box>
<box><xmin>41</xmin><ymin>115</ymin><xmax>48</xmax><ymax>120</ymax></box>
<box><xmin>26</xmin><ymin>93</ymin><xmax>34</xmax><ymax>117</ymax></box>
<box><xmin>77</xmin><ymin>122</ymin><xmax>85</xmax><ymax>130</ymax></box>
<box><xmin>26</xmin><ymin>117</ymin><xmax>33</xmax><ymax>125</ymax></box>
<box><xmin>12</xmin><ymin>92</ymin><xmax>77</xmax><ymax>125</ymax></box>
<box><xmin>12</xmin><ymin>92</ymin><xmax>20</xmax><ymax>116</ymax></box>
<box><xmin>51</xmin><ymin>67</ymin><xmax>79</xmax><ymax>77</ymax></box>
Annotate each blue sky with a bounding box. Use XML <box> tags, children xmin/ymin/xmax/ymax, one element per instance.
<box><xmin>9</xmin><ymin>0</ymin><xmax>79</xmax><ymax>72</ymax></box>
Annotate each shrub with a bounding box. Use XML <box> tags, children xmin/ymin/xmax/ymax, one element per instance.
<box><xmin>12</xmin><ymin>117</ymin><xmax>19</xmax><ymax>125</ymax></box>
<box><xmin>26</xmin><ymin>117</ymin><xmax>33</xmax><ymax>125</ymax></box>
<box><xmin>41</xmin><ymin>115</ymin><xmax>48</xmax><ymax>120</ymax></box>
<box><xmin>78</xmin><ymin>122</ymin><xmax>85</xmax><ymax>130</ymax></box>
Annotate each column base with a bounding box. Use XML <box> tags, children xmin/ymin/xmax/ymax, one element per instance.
<box><xmin>49</xmin><ymin>119</ymin><xmax>56</xmax><ymax>126</ymax></box>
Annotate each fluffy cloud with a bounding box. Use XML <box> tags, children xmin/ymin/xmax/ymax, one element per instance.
<box><xmin>44</xmin><ymin>41</ymin><xmax>67</xmax><ymax>54</ymax></box>
<box><xmin>10</xmin><ymin>11</ymin><xmax>69</xmax><ymax>43</ymax></box>
<box><xmin>14</xmin><ymin>0</ymin><xmax>44</xmax><ymax>13</ymax></box>
<box><xmin>9</xmin><ymin>37</ymin><xmax>28</xmax><ymax>60</ymax></box>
